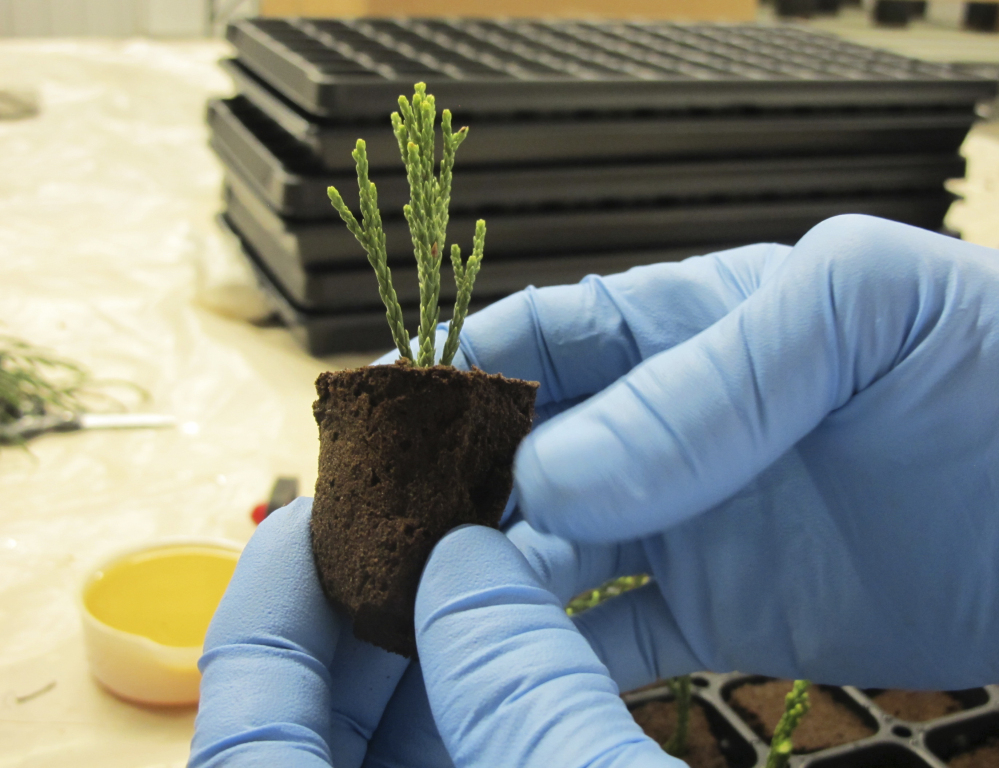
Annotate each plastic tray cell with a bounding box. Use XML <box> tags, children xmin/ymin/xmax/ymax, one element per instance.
<box><xmin>221</xmin><ymin>58</ymin><xmax>979</xmax><ymax>173</ymax></box>
<box><xmin>221</xmin><ymin>165</ymin><xmax>954</xmax><ymax>309</ymax></box>
<box><xmin>225</xmin><ymin>18</ymin><xmax>997</xmax><ymax>118</ymax></box>
<box><xmin>926</xmin><ymin>709</ymin><xmax>999</xmax><ymax>765</ymax></box>
<box><xmin>222</xmin><ymin>173</ymin><xmax>742</xmax><ymax>312</ymax></box>
<box><xmin>207</xmin><ymin>96</ymin><xmax>967</xmax><ymax>220</ymax></box>
<box><xmin>622</xmin><ymin>673</ymin><xmax>999</xmax><ymax>768</ymax></box>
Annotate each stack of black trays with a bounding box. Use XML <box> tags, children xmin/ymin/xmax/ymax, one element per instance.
<box><xmin>212</xmin><ymin>17</ymin><xmax>997</xmax><ymax>355</ymax></box>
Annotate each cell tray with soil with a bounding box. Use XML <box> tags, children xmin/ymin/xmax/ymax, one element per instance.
<box><xmin>622</xmin><ymin>672</ymin><xmax>999</xmax><ymax>766</ymax></box>
<box><xmin>726</xmin><ymin>677</ymin><xmax>878</xmax><ymax>753</ymax></box>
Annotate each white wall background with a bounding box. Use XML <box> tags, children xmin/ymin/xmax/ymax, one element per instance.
<box><xmin>0</xmin><ymin>0</ymin><xmax>259</xmax><ymax>36</ymax></box>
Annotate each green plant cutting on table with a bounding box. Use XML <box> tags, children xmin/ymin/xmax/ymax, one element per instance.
<box><xmin>0</xmin><ymin>335</ymin><xmax>91</xmax><ymax>429</ymax></box>
<box><xmin>0</xmin><ymin>335</ymin><xmax>147</xmax><ymax>447</ymax></box>
<box><xmin>326</xmin><ymin>82</ymin><xmax>484</xmax><ymax>368</ymax></box>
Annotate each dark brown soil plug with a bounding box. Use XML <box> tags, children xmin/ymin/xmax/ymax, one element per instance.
<box><xmin>311</xmin><ymin>361</ymin><xmax>537</xmax><ymax>658</ymax></box>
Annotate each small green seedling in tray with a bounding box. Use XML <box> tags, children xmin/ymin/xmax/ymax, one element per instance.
<box><xmin>767</xmin><ymin>679</ymin><xmax>812</xmax><ymax>768</ymax></box>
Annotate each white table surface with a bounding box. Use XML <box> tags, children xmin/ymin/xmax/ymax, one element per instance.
<box><xmin>0</xmin><ymin>39</ymin><xmax>374</xmax><ymax>768</ymax></box>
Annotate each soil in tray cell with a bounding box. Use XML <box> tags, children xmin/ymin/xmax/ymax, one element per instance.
<box><xmin>727</xmin><ymin>678</ymin><xmax>876</xmax><ymax>752</ymax></box>
<box><xmin>872</xmin><ymin>690</ymin><xmax>964</xmax><ymax>722</ymax></box>
<box><xmin>949</xmin><ymin>737</ymin><xmax>999</xmax><ymax>768</ymax></box>
<box><xmin>631</xmin><ymin>699</ymin><xmax>728</xmax><ymax>768</ymax></box>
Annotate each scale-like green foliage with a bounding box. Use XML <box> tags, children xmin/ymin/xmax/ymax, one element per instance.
<box><xmin>565</xmin><ymin>574</ymin><xmax>650</xmax><ymax>615</ymax></box>
<box><xmin>766</xmin><ymin>679</ymin><xmax>812</xmax><ymax>768</ymax></box>
<box><xmin>0</xmin><ymin>335</ymin><xmax>147</xmax><ymax>448</ymax></box>
<box><xmin>327</xmin><ymin>83</ymin><xmax>484</xmax><ymax>366</ymax></box>
<box><xmin>0</xmin><ymin>335</ymin><xmax>89</xmax><ymax>427</ymax></box>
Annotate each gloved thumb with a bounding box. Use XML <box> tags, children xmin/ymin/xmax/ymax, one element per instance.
<box><xmin>415</xmin><ymin>525</ymin><xmax>687</xmax><ymax>768</ymax></box>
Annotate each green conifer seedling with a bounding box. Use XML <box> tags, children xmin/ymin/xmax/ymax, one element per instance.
<box><xmin>766</xmin><ymin>679</ymin><xmax>812</xmax><ymax>768</ymax></box>
<box><xmin>326</xmin><ymin>83</ymin><xmax>484</xmax><ymax>367</ymax></box>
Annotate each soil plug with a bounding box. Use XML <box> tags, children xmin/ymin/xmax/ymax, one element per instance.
<box><xmin>312</xmin><ymin>83</ymin><xmax>538</xmax><ymax>658</ymax></box>
<box><xmin>765</xmin><ymin>679</ymin><xmax>812</xmax><ymax>768</ymax></box>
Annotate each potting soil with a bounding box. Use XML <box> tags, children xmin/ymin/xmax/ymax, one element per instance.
<box><xmin>872</xmin><ymin>689</ymin><xmax>964</xmax><ymax>722</ymax></box>
<box><xmin>949</xmin><ymin>737</ymin><xmax>999</xmax><ymax>768</ymax></box>
<box><xmin>727</xmin><ymin>679</ymin><xmax>876</xmax><ymax>752</ymax></box>
<box><xmin>631</xmin><ymin>699</ymin><xmax>729</xmax><ymax>768</ymax></box>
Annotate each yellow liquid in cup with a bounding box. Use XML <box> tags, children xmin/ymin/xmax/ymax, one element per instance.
<box><xmin>84</xmin><ymin>546</ymin><xmax>239</xmax><ymax>647</ymax></box>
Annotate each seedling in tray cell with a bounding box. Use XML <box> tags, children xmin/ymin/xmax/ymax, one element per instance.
<box><xmin>766</xmin><ymin>679</ymin><xmax>811</xmax><ymax>768</ymax></box>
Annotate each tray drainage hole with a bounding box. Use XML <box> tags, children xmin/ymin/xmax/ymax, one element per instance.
<box><xmin>691</xmin><ymin>676</ymin><xmax>709</xmax><ymax>688</ymax></box>
<box><xmin>892</xmin><ymin>724</ymin><xmax>913</xmax><ymax>739</ymax></box>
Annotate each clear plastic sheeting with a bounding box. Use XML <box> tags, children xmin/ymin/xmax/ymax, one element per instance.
<box><xmin>0</xmin><ymin>40</ymin><xmax>375</xmax><ymax>768</ymax></box>
<box><xmin>947</xmin><ymin>119</ymin><xmax>999</xmax><ymax>250</ymax></box>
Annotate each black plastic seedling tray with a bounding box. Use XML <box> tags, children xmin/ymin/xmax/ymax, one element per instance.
<box><xmin>208</xmin><ymin>96</ymin><xmax>967</xmax><ymax>219</ymax></box>
<box><xmin>218</xmin><ymin>212</ymin><xmax>493</xmax><ymax>355</ymax></box>
<box><xmin>223</xmin><ymin>174</ymin><xmax>743</xmax><ymax>313</ymax></box>
<box><xmin>225</xmin><ymin>18</ymin><xmax>997</xmax><ymax>119</ymax></box>
<box><xmin>221</xmin><ymin>58</ymin><xmax>978</xmax><ymax>174</ymax></box>
<box><xmin>222</xmin><ymin>167</ymin><xmax>954</xmax><ymax>311</ymax></box>
<box><xmin>623</xmin><ymin>673</ymin><xmax>999</xmax><ymax>767</ymax></box>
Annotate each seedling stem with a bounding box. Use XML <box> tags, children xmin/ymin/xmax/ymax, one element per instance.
<box><xmin>663</xmin><ymin>675</ymin><xmax>692</xmax><ymax>758</ymax></box>
<box><xmin>766</xmin><ymin>679</ymin><xmax>812</xmax><ymax>768</ymax></box>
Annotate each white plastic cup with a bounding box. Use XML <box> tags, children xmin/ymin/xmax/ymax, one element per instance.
<box><xmin>78</xmin><ymin>537</ymin><xmax>243</xmax><ymax>706</ymax></box>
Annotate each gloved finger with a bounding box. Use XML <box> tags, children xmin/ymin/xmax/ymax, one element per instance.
<box><xmin>191</xmin><ymin>498</ymin><xmax>409</xmax><ymax>768</ymax></box>
<box><xmin>416</xmin><ymin>525</ymin><xmax>687</xmax><ymax>768</ymax></box>
<box><xmin>571</xmin><ymin>582</ymin><xmax>706</xmax><ymax>694</ymax></box>
<box><xmin>363</xmin><ymin>525</ymin><xmax>662</xmax><ymax>767</ymax></box>
<box><xmin>325</xmin><ymin>621</ymin><xmax>412</xmax><ymax>767</ymax></box>
<box><xmin>514</xmin><ymin>215</ymin><xmax>974</xmax><ymax>542</ymax></box>
<box><xmin>504</xmin><ymin>519</ymin><xmax>649</xmax><ymax>606</ymax></box>
<box><xmin>363</xmin><ymin>520</ymin><xmax>657</xmax><ymax>766</ymax></box>
<box><xmin>506</xmin><ymin>521</ymin><xmax>704</xmax><ymax>692</ymax></box>
<box><xmin>363</xmin><ymin>661</ymin><xmax>454</xmax><ymax>768</ymax></box>
<box><xmin>455</xmin><ymin>243</ymin><xmax>789</xmax><ymax>410</ymax></box>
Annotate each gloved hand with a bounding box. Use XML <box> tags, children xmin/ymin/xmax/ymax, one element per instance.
<box><xmin>191</xmin><ymin>214</ymin><xmax>999</xmax><ymax>768</ymax></box>
<box><xmin>190</xmin><ymin>326</ymin><xmax>463</xmax><ymax>767</ymax></box>
<box><xmin>415</xmin><ymin>214</ymin><xmax>999</xmax><ymax>768</ymax></box>
<box><xmin>189</xmin><ymin>496</ymin><xmax>455</xmax><ymax>767</ymax></box>
<box><xmin>190</xmin><ymin>322</ymin><xmax>468</xmax><ymax>767</ymax></box>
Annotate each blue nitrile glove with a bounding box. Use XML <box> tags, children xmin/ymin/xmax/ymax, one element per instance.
<box><xmin>190</xmin><ymin>330</ymin><xmax>458</xmax><ymax>768</ymax></box>
<box><xmin>193</xmin><ymin>214</ymin><xmax>999</xmax><ymax>767</ymax></box>
<box><xmin>415</xmin><ymin>214</ymin><xmax>999</xmax><ymax>768</ymax></box>
<box><xmin>189</xmin><ymin>497</ymin><xmax>453</xmax><ymax>767</ymax></box>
